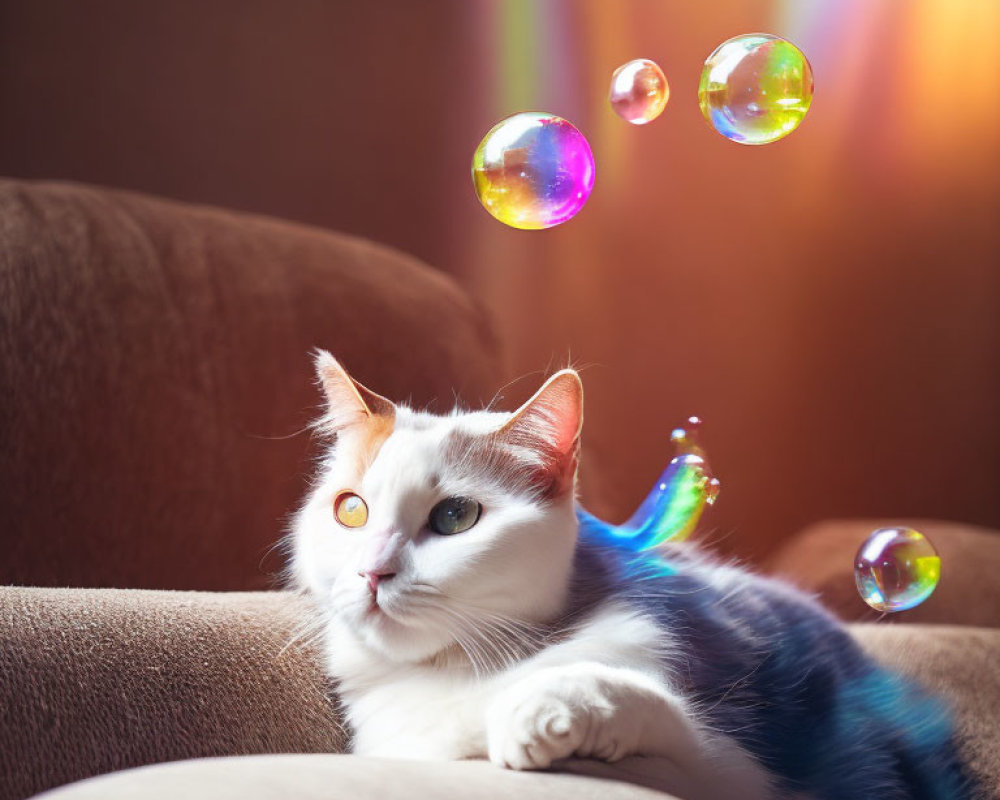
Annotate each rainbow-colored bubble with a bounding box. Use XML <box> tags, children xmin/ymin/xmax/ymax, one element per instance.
<box><xmin>609</xmin><ymin>59</ymin><xmax>670</xmax><ymax>125</ymax></box>
<box><xmin>576</xmin><ymin>417</ymin><xmax>719</xmax><ymax>551</ymax></box>
<box><xmin>472</xmin><ymin>112</ymin><xmax>595</xmax><ymax>230</ymax></box>
<box><xmin>854</xmin><ymin>527</ymin><xmax>941</xmax><ymax>613</ymax></box>
<box><xmin>698</xmin><ymin>33</ymin><xmax>813</xmax><ymax>145</ymax></box>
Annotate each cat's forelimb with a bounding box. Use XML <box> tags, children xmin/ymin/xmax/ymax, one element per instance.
<box><xmin>486</xmin><ymin>661</ymin><xmax>701</xmax><ymax>770</ymax></box>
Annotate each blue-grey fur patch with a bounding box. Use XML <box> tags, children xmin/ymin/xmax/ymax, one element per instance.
<box><xmin>561</xmin><ymin>533</ymin><xmax>977</xmax><ymax>800</ymax></box>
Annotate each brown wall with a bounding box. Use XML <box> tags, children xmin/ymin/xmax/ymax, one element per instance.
<box><xmin>2</xmin><ymin>0</ymin><xmax>998</xmax><ymax>560</ymax></box>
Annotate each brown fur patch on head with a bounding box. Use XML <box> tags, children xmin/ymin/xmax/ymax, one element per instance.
<box><xmin>351</xmin><ymin>411</ymin><xmax>395</xmax><ymax>475</ymax></box>
<box><xmin>313</xmin><ymin>349</ymin><xmax>397</xmax><ymax>479</ymax></box>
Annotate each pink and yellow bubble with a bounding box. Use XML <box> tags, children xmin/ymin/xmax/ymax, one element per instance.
<box><xmin>609</xmin><ymin>58</ymin><xmax>670</xmax><ymax>125</ymax></box>
<box><xmin>472</xmin><ymin>112</ymin><xmax>595</xmax><ymax>230</ymax></box>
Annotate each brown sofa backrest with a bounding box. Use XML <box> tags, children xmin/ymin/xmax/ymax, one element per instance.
<box><xmin>0</xmin><ymin>180</ymin><xmax>500</xmax><ymax>590</ymax></box>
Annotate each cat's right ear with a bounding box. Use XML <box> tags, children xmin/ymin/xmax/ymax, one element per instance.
<box><xmin>313</xmin><ymin>349</ymin><xmax>395</xmax><ymax>434</ymax></box>
<box><xmin>497</xmin><ymin>369</ymin><xmax>583</xmax><ymax>497</ymax></box>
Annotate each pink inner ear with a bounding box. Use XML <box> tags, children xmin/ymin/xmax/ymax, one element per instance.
<box><xmin>319</xmin><ymin>367</ymin><xmax>370</xmax><ymax>427</ymax></box>
<box><xmin>543</xmin><ymin>384</ymin><xmax>582</xmax><ymax>457</ymax></box>
<box><xmin>500</xmin><ymin>371</ymin><xmax>583</xmax><ymax>496</ymax></box>
<box><xmin>314</xmin><ymin>351</ymin><xmax>395</xmax><ymax>433</ymax></box>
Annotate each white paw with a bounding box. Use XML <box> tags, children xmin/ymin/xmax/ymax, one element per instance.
<box><xmin>486</xmin><ymin>663</ymin><xmax>699</xmax><ymax>771</ymax></box>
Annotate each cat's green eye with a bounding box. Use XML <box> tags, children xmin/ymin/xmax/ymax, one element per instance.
<box><xmin>428</xmin><ymin>497</ymin><xmax>482</xmax><ymax>536</ymax></box>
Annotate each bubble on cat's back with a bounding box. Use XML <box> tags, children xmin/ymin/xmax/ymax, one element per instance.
<box><xmin>609</xmin><ymin>58</ymin><xmax>669</xmax><ymax>125</ymax></box>
<box><xmin>698</xmin><ymin>33</ymin><xmax>813</xmax><ymax>145</ymax></box>
<box><xmin>472</xmin><ymin>112</ymin><xmax>595</xmax><ymax>230</ymax></box>
<box><xmin>575</xmin><ymin>416</ymin><xmax>720</xmax><ymax>553</ymax></box>
<box><xmin>854</xmin><ymin>527</ymin><xmax>940</xmax><ymax>613</ymax></box>
<box><xmin>644</xmin><ymin>417</ymin><xmax>720</xmax><ymax>544</ymax></box>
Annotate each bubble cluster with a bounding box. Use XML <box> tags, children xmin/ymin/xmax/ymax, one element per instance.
<box><xmin>576</xmin><ymin>416</ymin><xmax>719</xmax><ymax>551</ymax></box>
<box><xmin>698</xmin><ymin>33</ymin><xmax>813</xmax><ymax>145</ymax></box>
<box><xmin>609</xmin><ymin>58</ymin><xmax>670</xmax><ymax>125</ymax></box>
<box><xmin>635</xmin><ymin>416</ymin><xmax>720</xmax><ymax>545</ymax></box>
<box><xmin>472</xmin><ymin>112</ymin><xmax>595</xmax><ymax>230</ymax></box>
<box><xmin>854</xmin><ymin>527</ymin><xmax>941</xmax><ymax>613</ymax></box>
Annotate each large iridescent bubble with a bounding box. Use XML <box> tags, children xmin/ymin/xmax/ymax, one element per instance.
<box><xmin>472</xmin><ymin>112</ymin><xmax>595</xmax><ymax>230</ymax></box>
<box><xmin>698</xmin><ymin>33</ymin><xmax>813</xmax><ymax>145</ymax></box>
<box><xmin>855</xmin><ymin>527</ymin><xmax>941</xmax><ymax>613</ymax></box>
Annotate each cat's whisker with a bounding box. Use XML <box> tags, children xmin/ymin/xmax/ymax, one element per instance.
<box><xmin>410</xmin><ymin>593</ymin><xmax>475</xmax><ymax>662</ymax></box>
<box><xmin>429</xmin><ymin>603</ymin><xmax>527</xmax><ymax>676</ymax></box>
<box><xmin>473</xmin><ymin>617</ymin><xmax>541</xmax><ymax>670</ymax></box>
<box><xmin>432</xmin><ymin>606</ymin><xmax>507</xmax><ymax>675</ymax></box>
<box><xmin>259</xmin><ymin>533</ymin><xmax>294</xmax><ymax>575</ymax></box>
<box><xmin>482</xmin><ymin>369</ymin><xmax>548</xmax><ymax>413</ymax></box>
<box><xmin>444</xmin><ymin>595</ymin><xmax>552</xmax><ymax>644</ymax></box>
<box><xmin>407</xmin><ymin>586</ymin><xmax>554</xmax><ymax>669</ymax></box>
<box><xmin>277</xmin><ymin>611</ymin><xmax>328</xmax><ymax>659</ymax></box>
<box><xmin>439</xmin><ymin>606</ymin><xmax>538</xmax><ymax>667</ymax></box>
<box><xmin>405</xmin><ymin>597</ymin><xmax>491</xmax><ymax>677</ymax></box>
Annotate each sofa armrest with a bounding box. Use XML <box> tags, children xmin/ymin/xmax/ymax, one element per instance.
<box><xmin>850</xmin><ymin>623</ymin><xmax>1000</xmax><ymax>797</ymax></box>
<box><xmin>0</xmin><ymin>587</ymin><xmax>344</xmax><ymax>800</ymax></box>
<box><xmin>0</xmin><ymin>178</ymin><xmax>502</xmax><ymax>591</ymax></box>
<box><xmin>767</xmin><ymin>518</ymin><xmax>1000</xmax><ymax>626</ymax></box>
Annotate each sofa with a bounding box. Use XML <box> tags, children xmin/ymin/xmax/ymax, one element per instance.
<box><xmin>2</xmin><ymin>180</ymin><xmax>998</xmax><ymax>800</ymax></box>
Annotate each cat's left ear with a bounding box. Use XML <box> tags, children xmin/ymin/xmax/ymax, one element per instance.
<box><xmin>313</xmin><ymin>349</ymin><xmax>395</xmax><ymax>433</ymax></box>
<box><xmin>498</xmin><ymin>369</ymin><xmax>583</xmax><ymax>497</ymax></box>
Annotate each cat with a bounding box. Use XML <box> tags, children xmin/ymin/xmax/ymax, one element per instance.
<box><xmin>290</xmin><ymin>351</ymin><xmax>975</xmax><ymax>800</ymax></box>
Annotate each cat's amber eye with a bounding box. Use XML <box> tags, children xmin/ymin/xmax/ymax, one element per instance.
<box><xmin>428</xmin><ymin>497</ymin><xmax>481</xmax><ymax>536</ymax></box>
<box><xmin>334</xmin><ymin>491</ymin><xmax>368</xmax><ymax>528</ymax></box>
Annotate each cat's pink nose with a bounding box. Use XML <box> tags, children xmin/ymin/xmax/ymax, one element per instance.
<box><xmin>359</xmin><ymin>570</ymin><xmax>396</xmax><ymax>596</ymax></box>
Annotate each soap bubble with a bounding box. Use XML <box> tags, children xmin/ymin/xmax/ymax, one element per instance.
<box><xmin>855</xmin><ymin>527</ymin><xmax>941</xmax><ymax>613</ymax></box>
<box><xmin>698</xmin><ymin>33</ymin><xmax>813</xmax><ymax>145</ymax></box>
<box><xmin>472</xmin><ymin>112</ymin><xmax>595</xmax><ymax>230</ymax></box>
<box><xmin>609</xmin><ymin>58</ymin><xmax>670</xmax><ymax>125</ymax></box>
<box><xmin>576</xmin><ymin>416</ymin><xmax>720</xmax><ymax>552</ymax></box>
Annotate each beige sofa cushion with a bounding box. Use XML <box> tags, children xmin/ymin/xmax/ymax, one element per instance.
<box><xmin>767</xmin><ymin>519</ymin><xmax>1000</xmax><ymax>626</ymax></box>
<box><xmin>0</xmin><ymin>589</ymin><xmax>342</xmax><ymax>800</ymax></box>
<box><xmin>2</xmin><ymin>588</ymin><xmax>998</xmax><ymax>800</ymax></box>
<box><xmin>31</xmin><ymin>755</ymin><xmax>683</xmax><ymax>800</ymax></box>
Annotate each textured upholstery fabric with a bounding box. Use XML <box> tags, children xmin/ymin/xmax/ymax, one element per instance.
<box><xmin>766</xmin><ymin>518</ymin><xmax>1000</xmax><ymax>626</ymax></box>
<box><xmin>0</xmin><ymin>588</ymin><xmax>343</xmax><ymax>800</ymax></box>
<box><xmin>851</xmin><ymin>624</ymin><xmax>1000</xmax><ymax>799</ymax></box>
<box><xmin>30</xmin><ymin>755</ymin><xmax>684</xmax><ymax>800</ymax></box>
<box><xmin>3</xmin><ymin>587</ymin><xmax>998</xmax><ymax>800</ymax></box>
<box><xmin>0</xmin><ymin>179</ymin><xmax>500</xmax><ymax>590</ymax></box>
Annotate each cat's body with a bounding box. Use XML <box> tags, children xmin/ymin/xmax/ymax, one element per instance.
<box><xmin>291</xmin><ymin>353</ymin><xmax>974</xmax><ymax>800</ymax></box>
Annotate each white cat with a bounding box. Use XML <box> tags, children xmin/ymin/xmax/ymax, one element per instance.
<box><xmin>290</xmin><ymin>352</ymin><xmax>773</xmax><ymax>798</ymax></box>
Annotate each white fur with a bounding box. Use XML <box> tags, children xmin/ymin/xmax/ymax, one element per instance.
<box><xmin>291</xmin><ymin>368</ymin><xmax>775</xmax><ymax>799</ymax></box>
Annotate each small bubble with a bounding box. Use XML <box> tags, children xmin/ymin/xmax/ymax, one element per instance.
<box><xmin>855</xmin><ymin>527</ymin><xmax>940</xmax><ymax>613</ymax></box>
<box><xmin>609</xmin><ymin>58</ymin><xmax>670</xmax><ymax>125</ymax></box>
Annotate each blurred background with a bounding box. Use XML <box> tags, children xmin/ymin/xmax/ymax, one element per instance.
<box><xmin>2</xmin><ymin>0</ymin><xmax>997</xmax><ymax>560</ymax></box>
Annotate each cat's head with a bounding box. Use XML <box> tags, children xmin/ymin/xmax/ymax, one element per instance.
<box><xmin>291</xmin><ymin>351</ymin><xmax>583</xmax><ymax>664</ymax></box>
